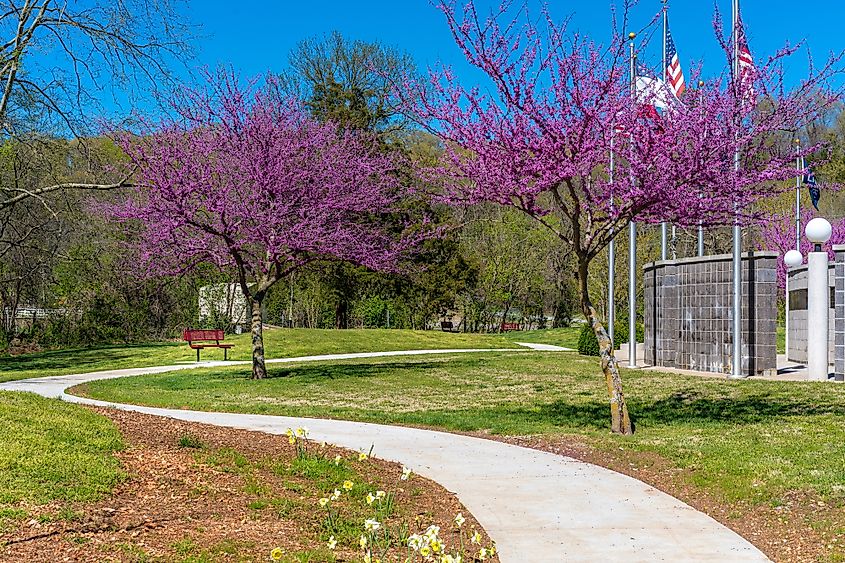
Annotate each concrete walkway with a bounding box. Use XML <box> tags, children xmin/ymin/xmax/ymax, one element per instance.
<box><xmin>0</xmin><ymin>347</ymin><xmax>769</xmax><ymax>562</ymax></box>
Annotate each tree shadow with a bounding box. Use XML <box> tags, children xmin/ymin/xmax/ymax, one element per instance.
<box><xmin>506</xmin><ymin>390</ymin><xmax>843</xmax><ymax>430</ymax></box>
<box><xmin>265</xmin><ymin>361</ymin><xmax>450</xmax><ymax>382</ymax></box>
<box><xmin>0</xmin><ymin>343</ymin><xmax>172</xmax><ymax>375</ymax></box>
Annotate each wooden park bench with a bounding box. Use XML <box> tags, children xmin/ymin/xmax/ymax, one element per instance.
<box><xmin>183</xmin><ymin>329</ymin><xmax>234</xmax><ymax>361</ymax></box>
<box><xmin>440</xmin><ymin>320</ymin><xmax>458</xmax><ymax>333</ymax></box>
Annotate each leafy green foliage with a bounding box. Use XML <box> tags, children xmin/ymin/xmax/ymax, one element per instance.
<box><xmin>577</xmin><ymin>321</ymin><xmax>644</xmax><ymax>356</ymax></box>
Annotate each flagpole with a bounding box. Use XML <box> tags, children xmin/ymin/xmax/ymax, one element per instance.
<box><xmin>629</xmin><ymin>32</ymin><xmax>638</xmax><ymax>369</ymax></box>
<box><xmin>730</xmin><ymin>0</ymin><xmax>744</xmax><ymax>379</ymax></box>
<box><xmin>697</xmin><ymin>80</ymin><xmax>705</xmax><ymax>257</ymax></box>
<box><xmin>660</xmin><ymin>0</ymin><xmax>669</xmax><ymax>261</ymax></box>
<box><xmin>608</xmin><ymin>131</ymin><xmax>616</xmax><ymax>346</ymax></box>
<box><xmin>795</xmin><ymin>138</ymin><xmax>801</xmax><ymax>250</ymax></box>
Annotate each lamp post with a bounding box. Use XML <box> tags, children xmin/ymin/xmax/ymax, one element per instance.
<box><xmin>806</xmin><ymin>217</ymin><xmax>832</xmax><ymax>381</ymax></box>
<box><xmin>784</xmin><ymin>249</ymin><xmax>803</xmax><ymax>362</ymax></box>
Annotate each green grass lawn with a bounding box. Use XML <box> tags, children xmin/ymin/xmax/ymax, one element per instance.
<box><xmin>0</xmin><ymin>391</ymin><xmax>124</xmax><ymax>516</ymax></box>
<box><xmin>75</xmin><ymin>351</ymin><xmax>845</xmax><ymax>512</ymax></box>
<box><xmin>0</xmin><ymin>327</ymin><xmax>579</xmax><ymax>383</ymax></box>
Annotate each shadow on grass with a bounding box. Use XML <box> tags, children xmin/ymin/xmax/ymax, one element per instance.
<box><xmin>519</xmin><ymin>390</ymin><xmax>844</xmax><ymax>430</ymax></box>
<box><xmin>0</xmin><ymin>343</ymin><xmax>175</xmax><ymax>375</ymax></box>
<box><xmin>264</xmin><ymin>360</ymin><xmax>452</xmax><ymax>382</ymax></box>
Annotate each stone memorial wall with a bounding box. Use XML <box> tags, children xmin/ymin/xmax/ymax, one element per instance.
<box><xmin>643</xmin><ymin>252</ymin><xmax>778</xmax><ymax>377</ymax></box>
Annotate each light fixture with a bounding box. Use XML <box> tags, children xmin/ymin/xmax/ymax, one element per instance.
<box><xmin>784</xmin><ymin>249</ymin><xmax>803</xmax><ymax>268</ymax></box>
<box><xmin>805</xmin><ymin>217</ymin><xmax>832</xmax><ymax>252</ymax></box>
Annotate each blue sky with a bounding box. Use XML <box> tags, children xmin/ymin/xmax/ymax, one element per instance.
<box><xmin>177</xmin><ymin>1</ymin><xmax>841</xmax><ymax>91</ymax></box>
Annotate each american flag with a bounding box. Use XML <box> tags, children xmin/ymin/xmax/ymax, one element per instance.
<box><xmin>737</xmin><ymin>18</ymin><xmax>755</xmax><ymax>94</ymax></box>
<box><xmin>665</xmin><ymin>25</ymin><xmax>685</xmax><ymax>98</ymax></box>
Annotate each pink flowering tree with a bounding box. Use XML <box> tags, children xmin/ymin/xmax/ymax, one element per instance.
<box><xmin>758</xmin><ymin>209</ymin><xmax>845</xmax><ymax>290</ymax></box>
<box><xmin>110</xmin><ymin>69</ymin><xmax>416</xmax><ymax>379</ymax></box>
<box><xmin>402</xmin><ymin>1</ymin><xmax>842</xmax><ymax>434</ymax></box>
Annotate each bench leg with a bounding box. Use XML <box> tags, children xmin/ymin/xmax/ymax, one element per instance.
<box><xmin>224</xmin><ymin>348</ymin><xmax>228</xmax><ymax>361</ymax></box>
<box><xmin>197</xmin><ymin>348</ymin><xmax>200</xmax><ymax>362</ymax></box>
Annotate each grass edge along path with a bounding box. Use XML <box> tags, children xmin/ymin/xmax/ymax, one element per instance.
<box><xmin>0</xmin><ymin>391</ymin><xmax>125</xmax><ymax>531</ymax></box>
<box><xmin>72</xmin><ymin>351</ymin><xmax>845</xmax><ymax>560</ymax></box>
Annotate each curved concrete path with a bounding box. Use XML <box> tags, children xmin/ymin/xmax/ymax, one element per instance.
<box><xmin>0</xmin><ymin>347</ymin><xmax>769</xmax><ymax>562</ymax></box>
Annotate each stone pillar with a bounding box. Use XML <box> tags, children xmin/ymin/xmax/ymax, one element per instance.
<box><xmin>807</xmin><ymin>251</ymin><xmax>829</xmax><ymax>381</ymax></box>
<box><xmin>834</xmin><ymin>245</ymin><xmax>845</xmax><ymax>382</ymax></box>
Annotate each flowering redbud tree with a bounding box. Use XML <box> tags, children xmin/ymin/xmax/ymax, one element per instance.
<box><xmin>403</xmin><ymin>1</ymin><xmax>842</xmax><ymax>434</ymax></box>
<box><xmin>110</xmin><ymin>69</ymin><xmax>416</xmax><ymax>379</ymax></box>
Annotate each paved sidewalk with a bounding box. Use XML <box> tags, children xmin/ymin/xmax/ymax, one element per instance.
<box><xmin>0</xmin><ymin>348</ymin><xmax>770</xmax><ymax>562</ymax></box>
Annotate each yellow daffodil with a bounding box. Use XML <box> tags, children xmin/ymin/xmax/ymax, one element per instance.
<box><xmin>420</xmin><ymin>546</ymin><xmax>431</xmax><ymax>557</ymax></box>
<box><xmin>359</xmin><ymin>534</ymin><xmax>368</xmax><ymax>548</ymax></box>
<box><xmin>287</xmin><ymin>435</ymin><xmax>296</xmax><ymax>445</ymax></box>
<box><xmin>454</xmin><ymin>512</ymin><xmax>465</xmax><ymax>527</ymax></box>
<box><xmin>342</xmin><ymin>480</ymin><xmax>354</xmax><ymax>491</ymax></box>
<box><xmin>295</xmin><ymin>426</ymin><xmax>308</xmax><ymax>438</ymax></box>
<box><xmin>327</xmin><ymin>535</ymin><xmax>337</xmax><ymax>549</ymax></box>
<box><xmin>478</xmin><ymin>547</ymin><xmax>488</xmax><ymax>561</ymax></box>
<box><xmin>366</xmin><ymin>492</ymin><xmax>376</xmax><ymax>505</ymax></box>
<box><xmin>489</xmin><ymin>544</ymin><xmax>497</xmax><ymax>555</ymax></box>
<box><xmin>318</xmin><ymin>497</ymin><xmax>329</xmax><ymax>507</ymax></box>
<box><xmin>358</xmin><ymin>452</ymin><xmax>368</xmax><ymax>461</ymax></box>
<box><xmin>430</xmin><ymin>539</ymin><xmax>442</xmax><ymax>553</ymax></box>
<box><xmin>270</xmin><ymin>547</ymin><xmax>283</xmax><ymax>561</ymax></box>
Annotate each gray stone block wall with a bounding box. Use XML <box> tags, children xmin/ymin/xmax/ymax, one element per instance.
<box><xmin>835</xmin><ymin>245</ymin><xmax>845</xmax><ymax>382</ymax></box>
<box><xmin>786</xmin><ymin>264</ymin><xmax>835</xmax><ymax>364</ymax></box>
<box><xmin>643</xmin><ymin>252</ymin><xmax>778</xmax><ymax>377</ymax></box>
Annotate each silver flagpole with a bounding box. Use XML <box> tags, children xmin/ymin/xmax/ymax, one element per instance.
<box><xmin>795</xmin><ymin>139</ymin><xmax>801</xmax><ymax>250</ymax></box>
<box><xmin>608</xmin><ymin>131</ymin><xmax>616</xmax><ymax>346</ymax></box>
<box><xmin>697</xmin><ymin>79</ymin><xmax>705</xmax><ymax>257</ymax></box>
<box><xmin>730</xmin><ymin>0</ymin><xmax>744</xmax><ymax>378</ymax></box>
<box><xmin>629</xmin><ymin>32</ymin><xmax>638</xmax><ymax>369</ymax></box>
<box><xmin>660</xmin><ymin>0</ymin><xmax>668</xmax><ymax>260</ymax></box>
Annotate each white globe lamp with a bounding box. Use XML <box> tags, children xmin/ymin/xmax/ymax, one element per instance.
<box><xmin>784</xmin><ymin>249</ymin><xmax>803</xmax><ymax>268</ymax></box>
<box><xmin>806</xmin><ymin>217</ymin><xmax>832</xmax><ymax>252</ymax></box>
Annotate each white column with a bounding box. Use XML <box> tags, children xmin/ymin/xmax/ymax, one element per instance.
<box><xmin>807</xmin><ymin>251</ymin><xmax>829</xmax><ymax>381</ymax></box>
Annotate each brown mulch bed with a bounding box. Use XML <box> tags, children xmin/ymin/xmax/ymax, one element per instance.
<box><xmin>485</xmin><ymin>433</ymin><xmax>843</xmax><ymax>563</ymax></box>
<box><xmin>0</xmin><ymin>408</ymin><xmax>497</xmax><ymax>562</ymax></box>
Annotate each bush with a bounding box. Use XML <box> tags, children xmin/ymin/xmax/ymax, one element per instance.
<box><xmin>577</xmin><ymin>319</ymin><xmax>644</xmax><ymax>357</ymax></box>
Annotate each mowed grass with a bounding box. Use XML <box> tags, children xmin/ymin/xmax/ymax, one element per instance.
<box><xmin>76</xmin><ymin>351</ymin><xmax>845</xmax><ymax>509</ymax></box>
<box><xmin>0</xmin><ymin>327</ymin><xmax>578</xmax><ymax>383</ymax></box>
<box><xmin>0</xmin><ymin>391</ymin><xmax>124</xmax><ymax>506</ymax></box>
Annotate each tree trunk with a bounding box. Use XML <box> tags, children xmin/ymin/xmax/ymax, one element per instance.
<box><xmin>577</xmin><ymin>258</ymin><xmax>633</xmax><ymax>435</ymax></box>
<box><xmin>250</xmin><ymin>297</ymin><xmax>267</xmax><ymax>380</ymax></box>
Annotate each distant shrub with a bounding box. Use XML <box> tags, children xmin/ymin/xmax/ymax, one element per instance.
<box><xmin>577</xmin><ymin>319</ymin><xmax>644</xmax><ymax>357</ymax></box>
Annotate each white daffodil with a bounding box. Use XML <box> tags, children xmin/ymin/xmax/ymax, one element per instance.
<box><xmin>366</xmin><ymin>492</ymin><xmax>376</xmax><ymax>505</ymax></box>
<box><xmin>400</xmin><ymin>466</ymin><xmax>412</xmax><ymax>480</ymax></box>
<box><xmin>364</xmin><ymin>518</ymin><xmax>381</xmax><ymax>532</ymax></box>
<box><xmin>334</xmin><ymin>454</ymin><xmax>342</xmax><ymax>465</ymax></box>
<box><xmin>454</xmin><ymin>512</ymin><xmax>466</xmax><ymax>527</ymax></box>
<box><xmin>326</xmin><ymin>535</ymin><xmax>337</xmax><ymax>549</ymax></box>
<box><xmin>407</xmin><ymin>534</ymin><xmax>423</xmax><ymax>551</ymax></box>
<box><xmin>318</xmin><ymin>497</ymin><xmax>329</xmax><ymax>507</ymax></box>
<box><xmin>375</xmin><ymin>490</ymin><xmax>386</xmax><ymax>499</ymax></box>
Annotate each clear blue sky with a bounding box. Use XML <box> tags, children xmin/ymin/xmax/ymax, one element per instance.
<box><xmin>176</xmin><ymin>0</ymin><xmax>841</xmax><ymax>91</ymax></box>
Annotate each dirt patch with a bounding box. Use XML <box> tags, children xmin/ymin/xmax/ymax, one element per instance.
<box><xmin>0</xmin><ymin>408</ymin><xmax>497</xmax><ymax>562</ymax></box>
<box><xmin>487</xmin><ymin>433</ymin><xmax>844</xmax><ymax>563</ymax></box>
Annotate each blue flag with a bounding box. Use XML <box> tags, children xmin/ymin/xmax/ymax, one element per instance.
<box><xmin>804</xmin><ymin>168</ymin><xmax>820</xmax><ymax>211</ymax></box>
